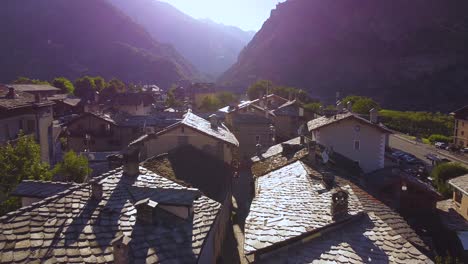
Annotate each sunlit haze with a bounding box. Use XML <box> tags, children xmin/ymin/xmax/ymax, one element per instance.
<box><xmin>159</xmin><ymin>0</ymin><xmax>285</xmax><ymax>31</ymax></box>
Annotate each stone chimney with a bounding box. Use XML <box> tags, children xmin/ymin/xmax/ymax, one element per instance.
<box><xmin>135</xmin><ymin>198</ymin><xmax>158</xmax><ymax>224</ymax></box>
<box><xmin>336</xmin><ymin>101</ymin><xmax>344</xmax><ymax>112</ymax></box>
<box><xmin>331</xmin><ymin>188</ymin><xmax>349</xmax><ymax>220</ymax></box>
<box><xmin>5</xmin><ymin>86</ymin><xmax>16</xmax><ymax>99</ymax></box>
<box><xmin>91</xmin><ymin>181</ymin><xmax>103</xmax><ymax>200</ymax></box>
<box><xmin>322</xmin><ymin>173</ymin><xmax>335</xmax><ymax>189</ymax></box>
<box><xmin>34</xmin><ymin>93</ymin><xmax>42</xmax><ymax>103</ymax></box>
<box><xmin>209</xmin><ymin>114</ymin><xmax>218</xmax><ymax>129</ymax></box>
<box><xmin>369</xmin><ymin>108</ymin><xmax>378</xmax><ymax>124</ymax></box>
<box><xmin>256</xmin><ymin>143</ymin><xmax>262</xmax><ymax>157</ymax></box>
<box><xmin>346</xmin><ymin>101</ymin><xmax>353</xmax><ymax>112</ymax></box>
<box><xmin>111</xmin><ymin>234</ymin><xmax>132</xmax><ymax>264</ymax></box>
<box><xmin>123</xmin><ymin>146</ymin><xmax>140</xmax><ymax>177</ymax></box>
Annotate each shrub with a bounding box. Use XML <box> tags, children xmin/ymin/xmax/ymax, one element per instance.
<box><xmin>428</xmin><ymin>134</ymin><xmax>452</xmax><ymax>144</ymax></box>
<box><xmin>431</xmin><ymin>163</ymin><xmax>468</xmax><ymax>198</ymax></box>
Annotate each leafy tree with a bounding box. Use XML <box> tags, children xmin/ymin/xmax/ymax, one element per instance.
<box><xmin>13</xmin><ymin>76</ymin><xmax>49</xmax><ymax>85</ymax></box>
<box><xmin>431</xmin><ymin>163</ymin><xmax>468</xmax><ymax>197</ymax></box>
<box><xmin>165</xmin><ymin>85</ymin><xmax>182</xmax><ymax>107</ymax></box>
<box><xmin>101</xmin><ymin>78</ymin><xmax>126</xmax><ymax>100</ymax></box>
<box><xmin>199</xmin><ymin>94</ymin><xmax>222</xmax><ymax>112</ymax></box>
<box><xmin>74</xmin><ymin>76</ymin><xmax>96</xmax><ymax>100</ymax></box>
<box><xmin>0</xmin><ymin>134</ymin><xmax>52</xmax><ymax>215</ymax></box>
<box><xmin>303</xmin><ymin>102</ymin><xmax>322</xmax><ymax>113</ymax></box>
<box><xmin>247</xmin><ymin>80</ymin><xmax>273</xmax><ymax>100</ymax></box>
<box><xmin>52</xmin><ymin>77</ymin><xmax>74</xmax><ymax>94</ymax></box>
<box><xmin>342</xmin><ymin>95</ymin><xmax>380</xmax><ymax>114</ymax></box>
<box><xmin>93</xmin><ymin>76</ymin><xmax>107</xmax><ymax>91</ymax></box>
<box><xmin>217</xmin><ymin>91</ymin><xmax>237</xmax><ymax>106</ymax></box>
<box><xmin>52</xmin><ymin>151</ymin><xmax>91</xmax><ymax>183</ymax></box>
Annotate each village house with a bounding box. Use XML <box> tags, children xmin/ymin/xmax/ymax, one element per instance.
<box><xmin>9</xmin><ymin>84</ymin><xmax>61</xmax><ymax>98</ymax></box>
<box><xmin>132</xmin><ymin>111</ymin><xmax>239</xmax><ymax>164</ymax></box>
<box><xmin>64</xmin><ymin>112</ymin><xmax>181</xmax><ymax>152</ymax></box>
<box><xmin>0</xmin><ymin>149</ymin><xmax>229</xmax><ymax>263</ymax></box>
<box><xmin>244</xmin><ymin>139</ymin><xmax>432</xmax><ymax>263</ymax></box>
<box><xmin>47</xmin><ymin>93</ymin><xmax>82</xmax><ymax>117</ymax></box>
<box><xmin>111</xmin><ymin>92</ymin><xmax>155</xmax><ymax>116</ymax></box>
<box><xmin>0</xmin><ymin>85</ymin><xmax>54</xmax><ymax>163</ymax></box>
<box><xmin>307</xmin><ymin>110</ymin><xmax>392</xmax><ymax>173</ymax></box>
<box><xmin>451</xmin><ymin>105</ymin><xmax>468</xmax><ymax>148</ymax></box>
<box><xmin>436</xmin><ymin>174</ymin><xmax>468</xmax><ymax>261</ymax></box>
<box><xmin>272</xmin><ymin>99</ymin><xmax>307</xmax><ymax>141</ymax></box>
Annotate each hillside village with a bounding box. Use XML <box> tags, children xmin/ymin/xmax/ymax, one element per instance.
<box><xmin>0</xmin><ymin>79</ymin><xmax>467</xmax><ymax>263</ymax></box>
<box><xmin>1</xmin><ymin>1</ymin><xmax>468</xmax><ymax>263</ymax></box>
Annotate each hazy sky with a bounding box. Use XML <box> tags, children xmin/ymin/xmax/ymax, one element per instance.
<box><xmin>159</xmin><ymin>0</ymin><xmax>285</xmax><ymax>31</ymax></box>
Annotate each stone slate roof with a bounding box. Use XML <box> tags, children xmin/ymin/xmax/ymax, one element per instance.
<box><xmin>47</xmin><ymin>94</ymin><xmax>81</xmax><ymax>107</ymax></box>
<box><xmin>176</xmin><ymin>111</ymin><xmax>239</xmax><ymax>146</ymax></box>
<box><xmin>0</xmin><ymin>85</ymin><xmax>54</xmax><ymax>110</ymax></box>
<box><xmin>451</xmin><ymin>105</ymin><xmax>468</xmax><ymax>120</ymax></box>
<box><xmin>11</xmin><ymin>180</ymin><xmax>79</xmax><ymax>199</ymax></box>
<box><xmin>112</xmin><ymin>93</ymin><xmax>154</xmax><ymax>106</ymax></box>
<box><xmin>448</xmin><ymin>174</ymin><xmax>468</xmax><ymax>196</ymax></box>
<box><xmin>273</xmin><ymin>100</ymin><xmax>302</xmax><ymax>116</ymax></box>
<box><xmin>0</xmin><ymin>166</ymin><xmax>221</xmax><ymax>263</ymax></box>
<box><xmin>246</xmin><ymin>160</ymin><xmax>432</xmax><ymax>263</ymax></box>
<box><xmin>231</xmin><ymin>114</ymin><xmax>272</xmax><ymax>125</ymax></box>
<box><xmin>10</xmin><ymin>84</ymin><xmax>60</xmax><ymax>92</ymax></box>
<box><xmin>307</xmin><ymin>112</ymin><xmax>392</xmax><ymax>133</ymax></box>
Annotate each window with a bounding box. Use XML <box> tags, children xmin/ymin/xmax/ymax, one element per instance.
<box><xmin>181</xmin><ymin>127</ymin><xmax>185</xmax><ymax>133</ymax></box>
<box><xmin>455</xmin><ymin>190</ymin><xmax>462</xmax><ymax>204</ymax></box>
<box><xmin>18</xmin><ymin>120</ymin><xmax>23</xmax><ymax>131</ymax></box>
<box><xmin>255</xmin><ymin>135</ymin><xmax>260</xmax><ymax>144</ymax></box>
<box><xmin>462</xmin><ymin>131</ymin><xmax>465</xmax><ymax>136</ymax></box>
<box><xmin>4</xmin><ymin>124</ymin><xmax>10</xmax><ymax>140</ymax></box>
<box><xmin>27</xmin><ymin>120</ymin><xmax>35</xmax><ymax>133</ymax></box>
<box><xmin>354</xmin><ymin>140</ymin><xmax>360</xmax><ymax>150</ymax></box>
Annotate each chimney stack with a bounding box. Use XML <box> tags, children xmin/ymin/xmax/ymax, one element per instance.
<box><xmin>256</xmin><ymin>143</ymin><xmax>262</xmax><ymax>157</ymax></box>
<box><xmin>331</xmin><ymin>188</ymin><xmax>349</xmax><ymax>220</ymax></box>
<box><xmin>34</xmin><ymin>93</ymin><xmax>42</xmax><ymax>103</ymax></box>
<box><xmin>369</xmin><ymin>108</ymin><xmax>378</xmax><ymax>124</ymax></box>
<box><xmin>123</xmin><ymin>146</ymin><xmax>140</xmax><ymax>177</ymax></box>
<box><xmin>111</xmin><ymin>234</ymin><xmax>132</xmax><ymax>264</ymax></box>
<box><xmin>135</xmin><ymin>198</ymin><xmax>158</xmax><ymax>224</ymax></box>
<box><xmin>336</xmin><ymin>101</ymin><xmax>344</xmax><ymax>112</ymax></box>
<box><xmin>209</xmin><ymin>114</ymin><xmax>218</xmax><ymax>129</ymax></box>
<box><xmin>308</xmin><ymin>141</ymin><xmax>317</xmax><ymax>165</ymax></box>
<box><xmin>6</xmin><ymin>86</ymin><xmax>16</xmax><ymax>99</ymax></box>
<box><xmin>91</xmin><ymin>181</ymin><xmax>103</xmax><ymax>200</ymax></box>
<box><xmin>346</xmin><ymin>101</ymin><xmax>353</xmax><ymax>112</ymax></box>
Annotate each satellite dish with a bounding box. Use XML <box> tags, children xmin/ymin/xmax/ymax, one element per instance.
<box><xmin>322</xmin><ymin>151</ymin><xmax>329</xmax><ymax>164</ymax></box>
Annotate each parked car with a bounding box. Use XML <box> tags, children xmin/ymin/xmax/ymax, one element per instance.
<box><xmin>462</xmin><ymin>148</ymin><xmax>468</xmax><ymax>154</ymax></box>
<box><xmin>435</xmin><ymin>142</ymin><xmax>448</xmax><ymax>149</ymax></box>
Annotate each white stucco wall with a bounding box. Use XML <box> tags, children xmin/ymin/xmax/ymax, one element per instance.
<box><xmin>312</xmin><ymin>118</ymin><xmax>387</xmax><ymax>173</ymax></box>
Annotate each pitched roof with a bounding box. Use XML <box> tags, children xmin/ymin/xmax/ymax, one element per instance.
<box><xmin>170</xmin><ymin>111</ymin><xmax>239</xmax><ymax>146</ymax></box>
<box><xmin>9</xmin><ymin>84</ymin><xmax>60</xmax><ymax>92</ymax></box>
<box><xmin>246</xmin><ymin>161</ymin><xmax>432</xmax><ymax>262</ymax></box>
<box><xmin>0</xmin><ymin>166</ymin><xmax>221</xmax><ymax>263</ymax></box>
<box><xmin>47</xmin><ymin>94</ymin><xmax>81</xmax><ymax>107</ymax></box>
<box><xmin>11</xmin><ymin>180</ymin><xmax>79</xmax><ymax>199</ymax></box>
<box><xmin>307</xmin><ymin>112</ymin><xmax>392</xmax><ymax>133</ymax></box>
<box><xmin>448</xmin><ymin>174</ymin><xmax>468</xmax><ymax>196</ymax></box>
<box><xmin>451</xmin><ymin>105</ymin><xmax>468</xmax><ymax>120</ymax></box>
<box><xmin>112</xmin><ymin>93</ymin><xmax>154</xmax><ymax>106</ymax></box>
<box><xmin>0</xmin><ymin>85</ymin><xmax>54</xmax><ymax>110</ymax></box>
<box><xmin>273</xmin><ymin>100</ymin><xmax>303</xmax><ymax>116</ymax></box>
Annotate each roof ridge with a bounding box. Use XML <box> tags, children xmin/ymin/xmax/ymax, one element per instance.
<box><xmin>20</xmin><ymin>179</ymin><xmax>80</xmax><ymax>186</ymax></box>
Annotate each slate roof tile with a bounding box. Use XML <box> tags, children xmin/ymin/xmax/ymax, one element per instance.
<box><xmin>0</xmin><ymin>167</ymin><xmax>221</xmax><ymax>263</ymax></box>
<box><xmin>448</xmin><ymin>174</ymin><xmax>468</xmax><ymax>195</ymax></box>
<box><xmin>307</xmin><ymin>112</ymin><xmax>392</xmax><ymax>133</ymax></box>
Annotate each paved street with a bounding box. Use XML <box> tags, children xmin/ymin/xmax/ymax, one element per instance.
<box><xmin>389</xmin><ymin>134</ymin><xmax>468</xmax><ymax>167</ymax></box>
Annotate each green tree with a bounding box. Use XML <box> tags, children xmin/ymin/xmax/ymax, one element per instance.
<box><xmin>431</xmin><ymin>163</ymin><xmax>468</xmax><ymax>197</ymax></box>
<box><xmin>13</xmin><ymin>76</ymin><xmax>49</xmax><ymax>85</ymax></box>
<box><xmin>199</xmin><ymin>94</ymin><xmax>222</xmax><ymax>112</ymax></box>
<box><xmin>217</xmin><ymin>91</ymin><xmax>237</xmax><ymax>106</ymax></box>
<box><xmin>52</xmin><ymin>151</ymin><xmax>91</xmax><ymax>183</ymax></box>
<box><xmin>165</xmin><ymin>85</ymin><xmax>182</xmax><ymax>107</ymax></box>
<box><xmin>101</xmin><ymin>78</ymin><xmax>126</xmax><ymax>100</ymax></box>
<box><xmin>92</xmin><ymin>76</ymin><xmax>107</xmax><ymax>91</ymax></box>
<box><xmin>247</xmin><ymin>80</ymin><xmax>273</xmax><ymax>100</ymax></box>
<box><xmin>52</xmin><ymin>77</ymin><xmax>75</xmax><ymax>94</ymax></box>
<box><xmin>0</xmin><ymin>134</ymin><xmax>52</xmax><ymax>215</ymax></box>
<box><xmin>342</xmin><ymin>95</ymin><xmax>380</xmax><ymax>114</ymax></box>
<box><xmin>303</xmin><ymin>102</ymin><xmax>322</xmax><ymax>113</ymax></box>
<box><xmin>74</xmin><ymin>76</ymin><xmax>96</xmax><ymax>100</ymax></box>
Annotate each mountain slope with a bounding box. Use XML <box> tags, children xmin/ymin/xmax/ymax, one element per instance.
<box><xmin>0</xmin><ymin>0</ymin><xmax>197</xmax><ymax>88</ymax></box>
<box><xmin>109</xmin><ymin>0</ymin><xmax>255</xmax><ymax>78</ymax></box>
<box><xmin>219</xmin><ymin>0</ymin><xmax>468</xmax><ymax>112</ymax></box>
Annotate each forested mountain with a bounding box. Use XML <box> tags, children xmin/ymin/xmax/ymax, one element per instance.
<box><xmin>0</xmin><ymin>0</ymin><xmax>197</xmax><ymax>88</ymax></box>
<box><xmin>219</xmin><ymin>0</ymin><xmax>468</xmax><ymax>112</ymax></box>
<box><xmin>109</xmin><ymin>0</ymin><xmax>255</xmax><ymax>79</ymax></box>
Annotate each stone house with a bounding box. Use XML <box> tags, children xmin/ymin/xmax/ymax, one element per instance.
<box><xmin>245</xmin><ymin>139</ymin><xmax>432</xmax><ymax>263</ymax></box>
<box><xmin>47</xmin><ymin>93</ymin><xmax>82</xmax><ymax>117</ymax></box>
<box><xmin>9</xmin><ymin>84</ymin><xmax>60</xmax><ymax>98</ymax></box>
<box><xmin>111</xmin><ymin>92</ymin><xmax>154</xmax><ymax>116</ymax></box>
<box><xmin>132</xmin><ymin>111</ymin><xmax>239</xmax><ymax>164</ymax></box>
<box><xmin>272</xmin><ymin>99</ymin><xmax>306</xmax><ymax>141</ymax></box>
<box><xmin>307</xmin><ymin>111</ymin><xmax>392</xmax><ymax>173</ymax></box>
<box><xmin>0</xmin><ymin>149</ymin><xmax>229</xmax><ymax>263</ymax></box>
<box><xmin>65</xmin><ymin>112</ymin><xmax>180</xmax><ymax>152</ymax></box>
<box><xmin>0</xmin><ymin>85</ymin><xmax>54</xmax><ymax>163</ymax></box>
<box><xmin>451</xmin><ymin>105</ymin><xmax>468</xmax><ymax>148</ymax></box>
